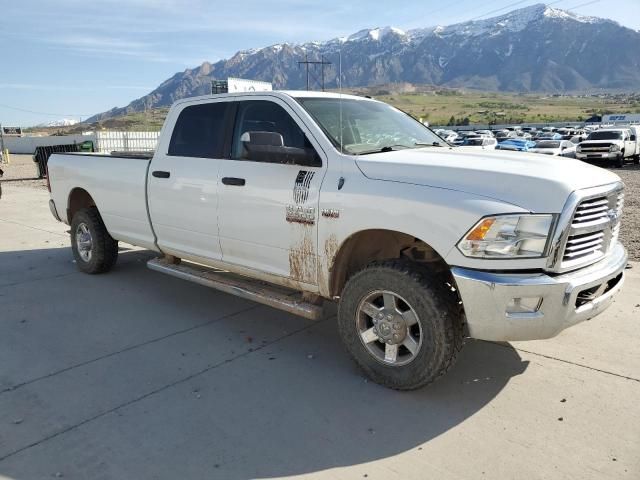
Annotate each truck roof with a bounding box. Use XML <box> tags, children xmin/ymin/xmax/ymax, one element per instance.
<box><xmin>171</xmin><ymin>90</ymin><xmax>372</xmax><ymax>107</ymax></box>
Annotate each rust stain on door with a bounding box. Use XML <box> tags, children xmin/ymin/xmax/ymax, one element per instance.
<box><xmin>289</xmin><ymin>225</ymin><xmax>317</xmax><ymax>284</ymax></box>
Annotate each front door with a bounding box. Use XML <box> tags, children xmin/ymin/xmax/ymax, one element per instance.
<box><xmin>218</xmin><ymin>99</ymin><xmax>325</xmax><ymax>286</ymax></box>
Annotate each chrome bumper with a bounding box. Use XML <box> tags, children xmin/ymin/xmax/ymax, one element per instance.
<box><xmin>452</xmin><ymin>243</ymin><xmax>628</xmax><ymax>341</ymax></box>
<box><xmin>576</xmin><ymin>152</ymin><xmax>619</xmax><ymax>160</ymax></box>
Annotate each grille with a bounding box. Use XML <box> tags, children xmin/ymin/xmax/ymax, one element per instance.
<box><xmin>580</xmin><ymin>145</ymin><xmax>611</xmax><ymax>153</ymax></box>
<box><xmin>560</xmin><ymin>188</ymin><xmax>623</xmax><ymax>269</ymax></box>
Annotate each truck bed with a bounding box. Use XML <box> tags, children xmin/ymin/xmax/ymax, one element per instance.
<box><xmin>48</xmin><ymin>152</ymin><xmax>157</xmax><ymax>251</ymax></box>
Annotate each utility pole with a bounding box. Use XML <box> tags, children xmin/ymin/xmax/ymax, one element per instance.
<box><xmin>0</xmin><ymin>124</ymin><xmax>5</xmax><ymax>162</ymax></box>
<box><xmin>298</xmin><ymin>55</ymin><xmax>332</xmax><ymax>91</ymax></box>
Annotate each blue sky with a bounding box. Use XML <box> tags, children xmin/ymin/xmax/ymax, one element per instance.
<box><xmin>0</xmin><ymin>0</ymin><xmax>638</xmax><ymax>126</ymax></box>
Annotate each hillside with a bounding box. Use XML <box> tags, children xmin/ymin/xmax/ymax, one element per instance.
<box><xmin>87</xmin><ymin>4</ymin><xmax>640</xmax><ymax>123</ymax></box>
<box><xmin>27</xmin><ymin>87</ymin><xmax>636</xmax><ymax>135</ymax></box>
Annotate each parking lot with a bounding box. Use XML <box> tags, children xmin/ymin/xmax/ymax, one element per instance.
<box><xmin>0</xmin><ymin>157</ymin><xmax>639</xmax><ymax>479</ymax></box>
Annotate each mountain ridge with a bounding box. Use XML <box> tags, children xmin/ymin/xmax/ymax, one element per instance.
<box><xmin>87</xmin><ymin>4</ymin><xmax>640</xmax><ymax>122</ymax></box>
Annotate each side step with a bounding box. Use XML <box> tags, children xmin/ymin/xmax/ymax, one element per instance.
<box><xmin>147</xmin><ymin>258</ymin><xmax>324</xmax><ymax>320</ymax></box>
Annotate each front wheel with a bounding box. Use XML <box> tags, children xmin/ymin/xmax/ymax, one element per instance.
<box><xmin>337</xmin><ymin>260</ymin><xmax>464</xmax><ymax>390</ymax></box>
<box><xmin>70</xmin><ymin>207</ymin><xmax>118</xmax><ymax>274</ymax></box>
<box><xmin>616</xmin><ymin>154</ymin><xmax>624</xmax><ymax>168</ymax></box>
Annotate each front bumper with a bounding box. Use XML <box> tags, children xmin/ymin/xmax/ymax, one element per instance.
<box><xmin>576</xmin><ymin>152</ymin><xmax>619</xmax><ymax>160</ymax></box>
<box><xmin>452</xmin><ymin>242</ymin><xmax>627</xmax><ymax>341</ymax></box>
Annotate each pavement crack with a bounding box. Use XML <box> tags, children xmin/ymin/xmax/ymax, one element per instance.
<box><xmin>0</xmin><ymin>305</ymin><xmax>259</xmax><ymax>396</ymax></box>
<box><xmin>0</xmin><ymin>271</ymin><xmax>78</xmax><ymax>290</ymax></box>
<box><xmin>486</xmin><ymin>341</ymin><xmax>640</xmax><ymax>383</ymax></box>
<box><xmin>0</xmin><ymin>318</ymin><xmax>326</xmax><ymax>463</ymax></box>
<box><xmin>0</xmin><ymin>218</ymin><xmax>68</xmax><ymax>237</ymax></box>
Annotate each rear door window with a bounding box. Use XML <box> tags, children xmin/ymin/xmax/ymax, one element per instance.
<box><xmin>168</xmin><ymin>102</ymin><xmax>228</xmax><ymax>158</ymax></box>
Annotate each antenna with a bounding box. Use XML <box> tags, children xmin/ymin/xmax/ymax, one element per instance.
<box><xmin>339</xmin><ymin>50</ymin><xmax>343</xmax><ymax>155</ymax></box>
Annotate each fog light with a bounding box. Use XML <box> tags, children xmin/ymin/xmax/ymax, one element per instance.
<box><xmin>506</xmin><ymin>297</ymin><xmax>543</xmax><ymax>314</ymax></box>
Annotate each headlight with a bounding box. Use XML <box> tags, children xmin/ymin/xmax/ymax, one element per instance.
<box><xmin>609</xmin><ymin>144</ymin><xmax>621</xmax><ymax>152</ymax></box>
<box><xmin>457</xmin><ymin>214</ymin><xmax>554</xmax><ymax>258</ymax></box>
<box><xmin>576</xmin><ymin>145</ymin><xmax>582</xmax><ymax>153</ymax></box>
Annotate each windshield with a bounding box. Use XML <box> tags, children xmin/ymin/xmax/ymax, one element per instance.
<box><xmin>534</xmin><ymin>141</ymin><xmax>561</xmax><ymax>148</ymax></box>
<box><xmin>296</xmin><ymin>97</ymin><xmax>446</xmax><ymax>154</ymax></box>
<box><xmin>588</xmin><ymin>131</ymin><xmax>623</xmax><ymax>141</ymax></box>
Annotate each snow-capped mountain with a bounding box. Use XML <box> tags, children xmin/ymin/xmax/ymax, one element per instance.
<box><xmin>87</xmin><ymin>4</ymin><xmax>640</xmax><ymax>122</ymax></box>
<box><xmin>40</xmin><ymin>118</ymin><xmax>79</xmax><ymax>127</ymax></box>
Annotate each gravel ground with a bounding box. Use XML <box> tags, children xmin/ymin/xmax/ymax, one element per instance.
<box><xmin>1</xmin><ymin>154</ymin><xmax>47</xmax><ymax>190</ymax></box>
<box><xmin>613</xmin><ymin>165</ymin><xmax>640</xmax><ymax>261</ymax></box>
<box><xmin>2</xmin><ymin>154</ymin><xmax>639</xmax><ymax>260</ymax></box>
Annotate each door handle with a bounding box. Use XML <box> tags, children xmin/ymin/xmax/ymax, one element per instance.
<box><xmin>222</xmin><ymin>177</ymin><xmax>246</xmax><ymax>186</ymax></box>
<box><xmin>152</xmin><ymin>170</ymin><xmax>170</xmax><ymax>179</ymax></box>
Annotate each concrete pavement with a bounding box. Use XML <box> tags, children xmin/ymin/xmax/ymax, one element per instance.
<box><xmin>0</xmin><ymin>184</ymin><xmax>638</xmax><ymax>480</ymax></box>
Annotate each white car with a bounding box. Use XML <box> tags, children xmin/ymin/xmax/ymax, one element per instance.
<box><xmin>529</xmin><ymin>140</ymin><xmax>576</xmax><ymax>157</ymax></box>
<box><xmin>461</xmin><ymin>137</ymin><xmax>498</xmax><ymax>149</ymax></box>
<box><xmin>47</xmin><ymin>91</ymin><xmax>628</xmax><ymax>390</ymax></box>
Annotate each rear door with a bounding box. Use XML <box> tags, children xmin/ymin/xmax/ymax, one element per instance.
<box><xmin>148</xmin><ymin>100</ymin><xmax>232</xmax><ymax>261</ymax></box>
<box><xmin>217</xmin><ymin>98</ymin><xmax>326</xmax><ymax>285</ymax></box>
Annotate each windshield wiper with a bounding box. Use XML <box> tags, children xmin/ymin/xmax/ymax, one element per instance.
<box><xmin>357</xmin><ymin>144</ymin><xmax>412</xmax><ymax>155</ymax></box>
<box><xmin>357</xmin><ymin>141</ymin><xmax>445</xmax><ymax>155</ymax></box>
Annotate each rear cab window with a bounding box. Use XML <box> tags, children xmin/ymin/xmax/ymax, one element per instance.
<box><xmin>168</xmin><ymin>102</ymin><xmax>229</xmax><ymax>158</ymax></box>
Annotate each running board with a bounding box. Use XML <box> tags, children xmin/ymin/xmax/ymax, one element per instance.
<box><xmin>147</xmin><ymin>258</ymin><xmax>323</xmax><ymax>320</ymax></box>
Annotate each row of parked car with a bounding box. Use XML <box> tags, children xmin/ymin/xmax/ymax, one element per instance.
<box><xmin>434</xmin><ymin>124</ymin><xmax>640</xmax><ymax>168</ymax></box>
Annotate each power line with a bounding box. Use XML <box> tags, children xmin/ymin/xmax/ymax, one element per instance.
<box><xmin>0</xmin><ymin>102</ymin><xmax>92</xmax><ymax>118</ymax></box>
<box><xmin>298</xmin><ymin>54</ymin><xmax>332</xmax><ymax>91</ymax></box>
<box><xmin>563</xmin><ymin>0</ymin><xmax>601</xmax><ymax>11</ymax></box>
<box><xmin>470</xmin><ymin>0</ymin><xmax>533</xmax><ymax>21</ymax></box>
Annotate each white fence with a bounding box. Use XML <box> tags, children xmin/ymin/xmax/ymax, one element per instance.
<box><xmin>4</xmin><ymin>131</ymin><xmax>161</xmax><ymax>155</ymax></box>
<box><xmin>3</xmin><ymin>134</ymin><xmax>95</xmax><ymax>154</ymax></box>
<box><xmin>94</xmin><ymin>131</ymin><xmax>160</xmax><ymax>153</ymax></box>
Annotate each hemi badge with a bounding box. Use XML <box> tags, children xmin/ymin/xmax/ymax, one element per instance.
<box><xmin>322</xmin><ymin>209</ymin><xmax>340</xmax><ymax>219</ymax></box>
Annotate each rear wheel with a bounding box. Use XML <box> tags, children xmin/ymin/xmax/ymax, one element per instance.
<box><xmin>70</xmin><ymin>207</ymin><xmax>118</xmax><ymax>274</ymax></box>
<box><xmin>337</xmin><ymin>260</ymin><xmax>464</xmax><ymax>390</ymax></box>
<box><xmin>633</xmin><ymin>154</ymin><xmax>640</xmax><ymax>165</ymax></box>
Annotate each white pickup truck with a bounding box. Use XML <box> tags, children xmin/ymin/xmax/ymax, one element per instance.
<box><xmin>576</xmin><ymin>127</ymin><xmax>640</xmax><ymax>168</ymax></box>
<box><xmin>47</xmin><ymin>91</ymin><xmax>627</xmax><ymax>390</ymax></box>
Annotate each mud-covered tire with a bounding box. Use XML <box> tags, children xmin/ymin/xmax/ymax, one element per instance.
<box><xmin>337</xmin><ymin>260</ymin><xmax>464</xmax><ymax>390</ymax></box>
<box><xmin>70</xmin><ymin>207</ymin><xmax>118</xmax><ymax>274</ymax></box>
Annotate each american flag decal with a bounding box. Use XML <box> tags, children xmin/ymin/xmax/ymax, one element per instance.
<box><xmin>293</xmin><ymin>170</ymin><xmax>314</xmax><ymax>205</ymax></box>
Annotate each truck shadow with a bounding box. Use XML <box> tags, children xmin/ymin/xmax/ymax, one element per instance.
<box><xmin>0</xmin><ymin>247</ymin><xmax>529</xmax><ymax>479</ymax></box>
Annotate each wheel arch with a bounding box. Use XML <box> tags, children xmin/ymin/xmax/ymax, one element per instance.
<box><xmin>328</xmin><ymin>229</ymin><xmax>450</xmax><ymax>298</ymax></box>
<box><xmin>67</xmin><ymin>187</ymin><xmax>97</xmax><ymax>224</ymax></box>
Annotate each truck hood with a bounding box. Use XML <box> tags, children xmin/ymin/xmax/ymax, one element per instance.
<box><xmin>355</xmin><ymin>147</ymin><xmax>620</xmax><ymax>212</ymax></box>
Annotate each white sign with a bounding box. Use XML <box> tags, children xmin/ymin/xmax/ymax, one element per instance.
<box><xmin>227</xmin><ymin>77</ymin><xmax>272</xmax><ymax>93</ymax></box>
<box><xmin>603</xmin><ymin>114</ymin><xmax>640</xmax><ymax>124</ymax></box>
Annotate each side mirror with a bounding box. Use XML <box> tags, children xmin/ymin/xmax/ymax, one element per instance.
<box><xmin>631</xmin><ymin>135</ymin><xmax>636</xmax><ymax>141</ymax></box>
<box><xmin>241</xmin><ymin>131</ymin><xmax>284</xmax><ymax>148</ymax></box>
<box><xmin>242</xmin><ymin>131</ymin><xmax>321</xmax><ymax>167</ymax></box>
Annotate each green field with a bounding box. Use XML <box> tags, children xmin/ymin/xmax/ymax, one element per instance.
<box><xmin>369</xmin><ymin>89</ymin><xmax>640</xmax><ymax>126</ymax></box>
<box><xmin>26</xmin><ymin>86</ymin><xmax>640</xmax><ymax>134</ymax></box>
